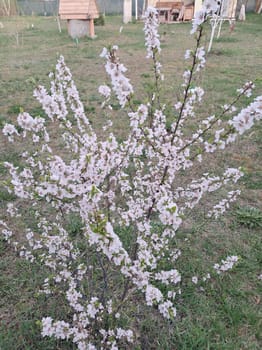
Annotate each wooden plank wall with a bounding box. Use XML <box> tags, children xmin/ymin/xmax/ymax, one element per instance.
<box><xmin>59</xmin><ymin>0</ymin><xmax>99</xmax><ymax>19</ymax></box>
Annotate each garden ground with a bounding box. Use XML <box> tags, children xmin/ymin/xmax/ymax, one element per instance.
<box><xmin>0</xmin><ymin>14</ymin><xmax>261</xmax><ymax>349</ymax></box>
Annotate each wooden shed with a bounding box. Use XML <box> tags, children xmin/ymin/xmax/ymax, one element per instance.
<box><xmin>59</xmin><ymin>0</ymin><xmax>99</xmax><ymax>38</ymax></box>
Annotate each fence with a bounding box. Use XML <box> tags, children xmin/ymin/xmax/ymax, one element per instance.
<box><xmin>2</xmin><ymin>1</ymin><xmax>258</xmax><ymax>17</ymax></box>
<box><xmin>17</xmin><ymin>0</ymin><xmax>57</xmax><ymax>16</ymax></box>
<box><xmin>13</xmin><ymin>0</ymin><xmax>144</xmax><ymax>16</ymax></box>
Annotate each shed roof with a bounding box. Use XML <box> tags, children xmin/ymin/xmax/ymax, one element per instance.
<box><xmin>59</xmin><ymin>0</ymin><xmax>100</xmax><ymax>20</ymax></box>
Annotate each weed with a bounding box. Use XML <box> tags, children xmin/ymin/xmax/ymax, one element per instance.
<box><xmin>7</xmin><ymin>104</ymin><xmax>22</xmax><ymax>115</ymax></box>
<box><xmin>233</xmin><ymin>206</ymin><xmax>262</xmax><ymax>229</ymax></box>
<box><xmin>66</xmin><ymin>214</ymin><xmax>84</xmax><ymax>238</ymax></box>
<box><xmin>0</xmin><ymin>189</ymin><xmax>16</xmax><ymax>203</ymax></box>
<box><xmin>140</xmin><ymin>72</ymin><xmax>150</xmax><ymax>79</ymax></box>
<box><xmin>84</xmin><ymin>105</ymin><xmax>96</xmax><ymax>114</ymax></box>
<box><xmin>29</xmin><ymin>106</ymin><xmax>47</xmax><ymax>119</ymax></box>
<box><xmin>0</xmin><ymin>115</ymin><xmax>7</xmax><ymax>128</ymax></box>
<box><xmin>111</xmin><ymin>102</ymin><xmax>121</xmax><ymax>110</ymax></box>
<box><xmin>95</xmin><ymin>14</ymin><xmax>105</xmax><ymax>26</ymax></box>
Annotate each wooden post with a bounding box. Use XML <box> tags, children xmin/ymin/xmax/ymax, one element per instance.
<box><xmin>123</xmin><ymin>0</ymin><xmax>132</xmax><ymax>23</ymax></box>
<box><xmin>194</xmin><ymin>0</ymin><xmax>203</xmax><ymax>15</ymax></box>
<box><xmin>89</xmin><ymin>18</ymin><xmax>95</xmax><ymax>38</ymax></box>
<box><xmin>208</xmin><ymin>18</ymin><xmax>217</xmax><ymax>52</ymax></box>
<box><xmin>238</xmin><ymin>4</ymin><xmax>246</xmax><ymax>21</ymax></box>
<box><xmin>256</xmin><ymin>0</ymin><xmax>262</xmax><ymax>13</ymax></box>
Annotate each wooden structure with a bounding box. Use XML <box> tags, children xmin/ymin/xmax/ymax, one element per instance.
<box><xmin>255</xmin><ymin>0</ymin><xmax>262</xmax><ymax>13</ymax></box>
<box><xmin>155</xmin><ymin>1</ymin><xmax>194</xmax><ymax>23</ymax></box>
<box><xmin>193</xmin><ymin>0</ymin><xmax>202</xmax><ymax>14</ymax></box>
<box><xmin>123</xmin><ymin>0</ymin><xmax>132</xmax><ymax>23</ymax></box>
<box><xmin>59</xmin><ymin>0</ymin><xmax>99</xmax><ymax>38</ymax></box>
<box><xmin>0</xmin><ymin>0</ymin><xmax>18</xmax><ymax>16</ymax></box>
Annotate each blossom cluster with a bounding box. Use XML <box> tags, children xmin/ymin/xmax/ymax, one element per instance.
<box><xmin>191</xmin><ymin>0</ymin><xmax>219</xmax><ymax>34</ymax></box>
<box><xmin>143</xmin><ymin>6</ymin><xmax>161</xmax><ymax>58</ymax></box>
<box><xmin>100</xmin><ymin>46</ymin><xmax>133</xmax><ymax>108</ymax></box>
<box><xmin>214</xmin><ymin>256</ymin><xmax>239</xmax><ymax>274</ymax></box>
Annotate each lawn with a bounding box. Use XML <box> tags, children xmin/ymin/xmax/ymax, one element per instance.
<box><xmin>0</xmin><ymin>13</ymin><xmax>262</xmax><ymax>349</ymax></box>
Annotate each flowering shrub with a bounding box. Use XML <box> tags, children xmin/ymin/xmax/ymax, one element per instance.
<box><xmin>1</xmin><ymin>2</ymin><xmax>262</xmax><ymax>349</ymax></box>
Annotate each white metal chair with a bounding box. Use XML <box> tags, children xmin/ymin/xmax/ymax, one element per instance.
<box><xmin>208</xmin><ymin>0</ymin><xmax>238</xmax><ymax>52</ymax></box>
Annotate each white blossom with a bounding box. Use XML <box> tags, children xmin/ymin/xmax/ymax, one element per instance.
<box><xmin>192</xmin><ymin>276</ymin><xmax>198</xmax><ymax>284</ymax></box>
<box><xmin>214</xmin><ymin>256</ymin><xmax>239</xmax><ymax>274</ymax></box>
<box><xmin>143</xmin><ymin>7</ymin><xmax>161</xmax><ymax>58</ymax></box>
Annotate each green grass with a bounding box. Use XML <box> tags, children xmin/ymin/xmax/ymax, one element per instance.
<box><xmin>0</xmin><ymin>189</ymin><xmax>16</xmax><ymax>203</ymax></box>
<box><xmin>0</xmin><ymin>13</ymin><xmax>262</xmax><ymax>349</ymax></box>
<box><xmin>0</xmin><ymin>249</ymin><xmax>75</xmax><ymax>350</ymax></box>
